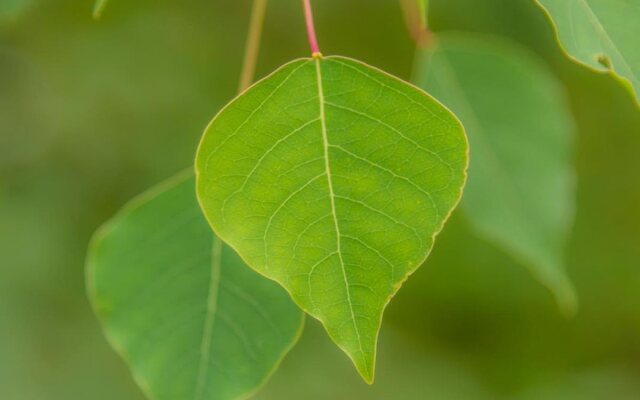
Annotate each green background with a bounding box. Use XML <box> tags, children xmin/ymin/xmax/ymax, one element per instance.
<box><xmin>1</xmin><ymin>0</ymin><xmax>639</xmax><ymax>398</ymax></box>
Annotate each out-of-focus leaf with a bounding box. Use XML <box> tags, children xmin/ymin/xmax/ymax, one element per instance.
<box><xmin>87</xmin><ymin>173</ymin><xmax>304</xmax><ymax>400</ymax></box>
<box><xmin>415</xmin><ymin>33</ymin><xmax>577</xmax><ymax>313</ymax></box>
<box><xmin>195</xmin><ymin>56</ymin><xmax>468</xmax><ymax>382</ymax></box>
<box><xmin>535</xmin><ymin>0</ymin><xmax>640</xmax><ymax>105</ymax></box>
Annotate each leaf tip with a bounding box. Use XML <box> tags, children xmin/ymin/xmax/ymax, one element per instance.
<box><xmin>354</xmin><ymin>362</ymin><xmax>376</xmax><ymax>385</ymax></box>
<box><xmin>363</xmin><ymin>372</ymin><xmax>375</xmax><ymax>385</ymax></box>
<box><xmin>546</xmin><ymin>271</ymin><xmax>578</xmax><ymax>318</ymax></box>
<box><xmin>556</xmin><ymin>283</ymin><xmax>579</xmax><ymax>319</ymax></box>
<box><xmin>351</xmin><ymin>348</ymin><xmax>377</xmax><ymax>385</ymax></box>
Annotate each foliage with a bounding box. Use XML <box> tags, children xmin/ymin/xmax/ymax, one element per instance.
<box><xmin>415</xmin><ymin>33</ymin><xmax>577</xmax><ymax>313</ymax></box>
<box><xmin>196</xmin><ymin>56</ymin><xmax>467</xmax><ymax>381</ymax></box>
<box><xmin>1</xmin><ymin>0</ymin><xmax>639</xmax><ymax>399</ymax></box>
<box><xmin>87</xmin><ymin>173</ymin><xmax>303</xmax><ymax>400</ymax></box>
<box><xmin>536</xmin><ymin>0</ymin><xmax>640</xmax><ymax>105</ymax></box>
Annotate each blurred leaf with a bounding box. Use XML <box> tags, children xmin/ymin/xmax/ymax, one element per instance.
<box><xmin>87</xmin><ymin>173</ymin><xmax>304</xmax><ymax>400</ymax></box>
<box><xmin>415</xmin><ymin>33</ymin><xmax>577</xmax><ymax>313</ymax></box>
<box><xmin>195</xmin><ymin>56</ymin><xmax>468</xmax><ymax>382</ymax></box>
<box><xmin>535</xmin><ymin>0</ymin><xmax>640</xmax><ymax>105</ymax></box>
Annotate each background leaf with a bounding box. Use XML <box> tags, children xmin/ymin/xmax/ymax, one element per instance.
<box><xmin>535</xmin><ymin>0</ymin><xmax>640</xmax><ymax>105</ymax></box>
<box><xmin>4</xmin><ymin>0</ymin><xmax>640</xmax><ymax>398</ymax></box>
<box><xmin>87</xmin><ymin>173</ymin><xmax>304</xmax><ymax>400</ymax></box>
<box><xmin>415</xmin><ymin>33</ymin><xmax>577</xmax><ymax>313</ymax></box>
<box><xmin>196</xmin><ymin>56</ymin><xmax>468</xmax><ymax>382</ymax></box>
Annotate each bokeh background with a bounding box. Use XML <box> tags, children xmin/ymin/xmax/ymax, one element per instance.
<box><xmin>1</xmin><ymin>0</ymin><xmax>639</xmax><ymax>399</ymax></box>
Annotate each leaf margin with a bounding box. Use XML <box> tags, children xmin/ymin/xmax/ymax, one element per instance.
<box><xmin>534</xmin><ymin>0</ymin><xmax>640</xmax><ymax>107</ymax></box>
<box><xmin>416</xmin><ymin>31</ymin><xmax>579</xmax><ymax>315</ymax></box>
<box><xmin>85</xmin><ymin>169</ymin><xmax>306</xmax><ymax>400</ymax></box>
<box><xmin>194</xmin><ymin>54</ymin><xmax>469</xmax><ymax>383</ymax></box>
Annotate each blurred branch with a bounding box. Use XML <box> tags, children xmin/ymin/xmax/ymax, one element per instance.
<box><xmin>93</xmin><ymin>0</ymin><xmax>108</xmax><ymax>20</ymax></box>
<box><xmin>418</xmin><ymin>0</ymin><xmax>428</xmax><ymax>31</ymax></box>
<box><xmin>400</xmin><ymin>0</ymin><xmax>431</xmax><ymax>48</ymax></box>
<box><xmin>239</xmin><ymin>0</ymin><xmax>269</xmax><ymax>92</ymax></box>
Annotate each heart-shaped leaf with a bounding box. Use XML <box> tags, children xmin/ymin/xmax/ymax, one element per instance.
<box><xmin>196</xmin><ymin>56</ymin><xmax>468</xmax><ymax>382</ymax></box>
<box><xmin>87</xmin><ymin>173</ymin><xmax>304</xmax><ymax>400</ymax></box>
<box><xmin>415</xmin><ymin>33</ymin><xmax>577</xmax><ymax>313</ymax></box>
<box><xmin>536</xmin><ymin>0</ymin><xmax>640</xmax><ymax>105</ymax></box>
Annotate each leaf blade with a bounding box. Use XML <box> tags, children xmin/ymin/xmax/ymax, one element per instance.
<box><xmin>415</xmin><ymin>33</ymin><xmax>577</xmax><ymax>313</ymax></box>
<box><xmin>536</xmin><ymin>0</ymin><xmax>640</xmax><ymax>105</ymax></box>
<box><xmin>196</xmin><ymin>56</ymin><xmax>468</xmax><ymax>382</ymax></box>
<box><xmin>87</xmin><ymin>173</ymin><xmax>304</xmax><ymax>400</ymax></box>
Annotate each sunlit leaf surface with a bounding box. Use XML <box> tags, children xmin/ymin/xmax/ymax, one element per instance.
<box><xmin>196</xmin><ymin>56</ymin><xmax>468</xmax><ymax>382</ymax></box>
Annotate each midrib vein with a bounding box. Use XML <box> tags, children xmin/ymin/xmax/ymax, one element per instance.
<box><xmin>195</xmin><ymin>236</ymin><xmax>223</xmax><ymax>400</ymax></box>
<box><xmin>314</xmin><ymin>58</ymin><xmax>366</xmax><ymax>369</ymax></box>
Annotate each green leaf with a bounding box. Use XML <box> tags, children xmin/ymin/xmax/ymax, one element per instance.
<box><xmin>87</xmin><ymin>173</ymin><xmax>304</xmax><ymax>400</ymax></box>
<box><xmin>93</xmin><ymin>0</ymin><xmax>108</xmax><ymax>19</ymax></box>
<box><xmin>196</xmin><ymin>56</ymin><xmax>468</xmax><ymax>382</ymax></box>
<box><xmin>415</xmin><ymin>33</ymin><xmax>577</xmax><ymax>314</ymax></box>
<box><xmin>535</xmin><ymin>0</ymin><xmax>640</xmax><ymax>105</ymax></box>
